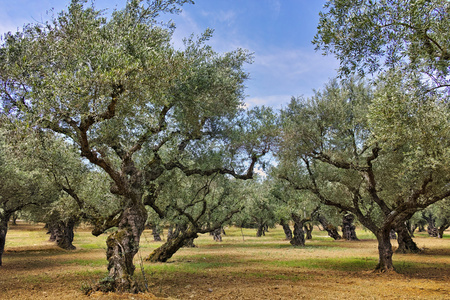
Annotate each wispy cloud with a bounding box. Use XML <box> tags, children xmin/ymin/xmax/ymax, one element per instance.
<box><xmin>245</xmin><ymin>94</ymin><xmax>293</xmax><ymax>109</ymax></box>
<box><xmin>269</xmin><ymin>0</ymin><xmax>281</xmax><ymax>18</ymax></box>
<box><xmin>245</xmin><ymin>47</ymin><xmax>339</xmax><ymax>107</ymax></box>
<box><xmin>200</xmin><ymin>9</ymin><xmax>237</xmax><ymax>25</ymax></box>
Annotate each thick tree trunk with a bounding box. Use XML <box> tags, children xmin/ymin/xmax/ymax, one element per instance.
<box><xmin>56</xmin><ymin>218</ymin><xmax>77</xmax><ymax>250</ymax></box>
<box><xmin>304</xmin><ymin>223</ymin><xmax>313</xmax><ymax>240</ymax></box>
<box><xmin>290</xmin><ymin>214</ymin><xmax>305</xmax><ymax>246</ymax></box>
<box><xmin>147</xmin><ymin>226</ymin><xmax>198</xmax><ymax>262</ymax></box>
<box><xmin>427</xmin><ymin>226</ymin><xmax>438</xmax><ymax>237</ymax></box>
<box><xmin>11</xmin><ymin>213</ymin><xmax>18</xmax><ymax>226</ymax></box>
<box><xmin>405</xmin><ymin>220</ymin><xmax>416</xmax><ymax>237</ymax></box>
<box><xmin>342</xmin><ymin>214</ymin><xmax>359</xmax><ymax>241</ymax></box>
<box><xmin>423</xmin><ymin>213</ymin><xmax>438</xmax><ymax>237</ymax></box>
<box><xmin>280</xmin><ymin>220</ymin><xmax>292</xmax><ymax>240</ymax></box>
<box><xmin>96</xmin><ymin>202</ymin><xmax>147</xmax><ymax>293</ymax></box>
<box><xmin>183</xmin><ymin>236</ymin><xmax>197</xmax><ymax>248</ymax></box>
<box><xmin>212</xmin><ymin>228</ymin><xmax>222</xmax><ymax>242</ymax></box>
<box><xmin>438</xmin><ymin>223</ymin><xmax>449</xmax><ymax>238</ymax></box>
<box><xmin>167</xmin><ymin>225</ymin><xmax>174</xmax><ymax>240</ymax></box>
<box><xmin>317</xmin><ymin>214</ymin><xmax>341</xmax><ymax>240</ymax></box>
<box><xmin>46</xmin><ymin>223</ymin><xmax>57</xmax><ymax>242</ymax></box>
<box><xmin>394</xmin><ymin>222</ymin><xmax>420</xmax><ymax>254</ymax></box>
<box><xmin>375</xmin><ymin>228</ymin><xmax>395</xmax><ymax>272</ymax></box>
<box><xmin>256</xmin><ymin>222</ymin><xmax>266</xmax><ymax>237</ymax></box>
<box><xmin>0</xmin><ymin>215</ymin><xmax>10</xmax><ymax>267</ymax></box>
<box><xmin>152</xmin><ymin>224</ymin><xmax>162</xmax><ymax>242</ymax></box>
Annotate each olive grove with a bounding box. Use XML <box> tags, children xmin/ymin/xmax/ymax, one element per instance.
<box><xmin>0</xmin><ymin>0</ymin><xmax>274</xmax><ymax>292</ymax></box>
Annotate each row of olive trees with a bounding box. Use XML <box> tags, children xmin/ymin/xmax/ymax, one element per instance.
<box><xmin>1</xmin><ymin>0</ymin><xmax>449</xmax><ymax>294</ymax></box>
<box><xmin>0</xmin><ymin>0</ymin><xmax>277</xmax><ymax>293</ymax></box>
<box><xmin>276</xmin><ymin>0</ymin><xmax>450</xmax><ymax>272</ymax></box>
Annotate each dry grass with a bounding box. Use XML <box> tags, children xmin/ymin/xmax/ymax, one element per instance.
<box><xmin>1</xmin><ymin>222</ymin><xmax>449</xmax><ymax>299</ymax></box>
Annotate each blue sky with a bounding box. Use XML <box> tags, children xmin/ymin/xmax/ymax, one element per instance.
<box><xmin>0</xmin><ymin>0</ymin><xmax>338</xmax><ymax>109</ymax></box>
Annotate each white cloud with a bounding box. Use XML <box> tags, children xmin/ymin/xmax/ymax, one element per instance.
<box><xmin>269</xmin><ymin>0</ymin><xmax>281</xmax><ymax>18</ymax></box>
<box><xmin>245</xmin><ymin>94</ymin><xmax>292</xmax><ymax>109</ymax></box>
<box><xmin>200</xmin><ymin>9</ymin><xmax>237</xmax><ymax>25</ymax></box>
<box><xmin>244</xmin><ymin>47</ymin><xmax>339</xmax><ymax>108</ymax></box>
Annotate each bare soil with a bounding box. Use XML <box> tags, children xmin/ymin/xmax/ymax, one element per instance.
<box><xmin>0</xmin><ymin>223</ymin><xmax>449</xmax><ymax>299</ymax></box>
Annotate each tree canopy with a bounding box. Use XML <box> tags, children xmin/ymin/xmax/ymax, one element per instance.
<box><xmin>313</xmin><ymin>0</ymin><xmax>450</xmax><ymax>93</ymax></box>
<box><xmin>277</xmin><ymin>78</ymin><xmax>450</xmax><ymax>271</ymax></box>
<box><xmin>0</xmin><ymin>0</ymin><xmax>275</xmax><ymax>292</ymax></box>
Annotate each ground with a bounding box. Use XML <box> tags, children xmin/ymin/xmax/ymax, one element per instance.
<box><xmin>0</xmin><ymin>222</ymin><xmax>449</xmax><ymax>299</ymax></box>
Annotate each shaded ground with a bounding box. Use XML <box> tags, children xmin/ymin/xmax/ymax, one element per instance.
<box><xmin>0</xmin><ymin>223</ymin><xmax>449</xmax><ymax>299</ymax></box>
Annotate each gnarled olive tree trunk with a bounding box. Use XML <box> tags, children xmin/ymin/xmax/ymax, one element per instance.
<box><xmin>95</xmin><ymin>201</ymin><xmax>147</xmax><ymax>293</ymax></box>
<box><xmin>405</xmin><ymin>220</ymin><xmax>417</xmax><ymax>237</ymax></box>
<box><xmin>394</xmin><ymin>222</ymin><xmax>420</xmax><ymax>253</ymax></box>
<box><xmin>304</xmin><ymin>223</ymin><xmax>313</xmax><ymax>240</ymax></box>
<box><xmin>342</xmin><ymin>214</ymin><xmax>358</xmax><ymax>241</ymax></box>
<box><xmin>56</xmin><ymin>217</ymin><xmax>77</xmax><ymax>250</ymax></box>
<box><xmin>147</xmin><ymin>225</ymin><xmax>198</xmax><ymax>262</ymax></box>
<box><xmin>151</xmin><ymin>224</ymin><xmax>162</xmax><ymax>242</ymax></box>
<box><xmin>290</xmin><ymin>214</ymin><xmax>306</xmax><ymax>246</ymax></box>
<box><xmin>46</xmin><ymin>218</ymin><xmax>77</xmax><ymax>250</ymax></box>
<box><xmin>438</xmin><ymin>222</ymin><xmax>449</xmax><ymax>238</ymax></box>
<box><xmin>316</xmin><ymin>214</ymin><xmax>341</xmax><ymax>240</ymax></box>
<box><xmin>375</xmin><ymin>227</ymin><xmax>395</xmax><ymax>272</ymax></box>
<box><xmin>256</xmin><ymin>222</ymin><xmax>267</xmax><ymax>237</ymax></box>
<box><xmin>423</xmin><ymin>213</ymin><xmax>439</xmax><ymax>237</ymax></box>
<box><xmin>0</xmin><ymin>214</ymin><xmax>11</xmax><ymax>266</ymax></box>
<box><xmin>46</xmin><ymin>223</ymin><xmax>57</xmax><ymax>242</ymax></box>
<box><xmin>280</xmin><ymin>219</ymin><xmax>292</xmax><ymax>240</ymax></box>
<box><xmin>212</xmin><ymin>227</ymin><xmax>222</xmax><ymax>242</ymax></box>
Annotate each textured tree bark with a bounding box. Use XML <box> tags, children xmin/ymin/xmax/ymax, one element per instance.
<box><xmin>317</xmin><ymin>214</ymin><xmax>341</xmax><ymax>240</ymax></box>
<box><xmin>147</xmin><ymin>226</ymin><xmax>198</xmax><ymax>262</ymax></box>
<box><xmin>342</xmin><ymin>214</ymin><xmax>359</xmax><ymax>241</ymax></box>
<box><xmin>151</xmin><ymin>224</ymin><xmax>162</xmax><ymax>242</ymax></box>
<box><xmin>11</xmin><ymin>213</ymin><xmax>18</xmax><ymax>226</ymax></box>
<box><xmin>46</xmin><ymin>223</ymin><xmax>57</xmax><ymax>242</ymax></box>
<box><xmin>212</xmin><ymin>228</ymin><xmax>222</xmax><ymax>242</ymax></box>
<box><xmin>423</xmin><ymin>213</ymin><xmax>438</xmax><ymax>237</ymax></box>
<box><xmin>304</xmin><ymin>223</ymin><xmax>313</xmax><ymax>240</ymax></box>
<box><xmin>405</xmin><ymin>220</ymin><xmax>417</xmax><ymax>237</ymax></box>
<box><xmin>280</xmin><ymin>219</ymin><xmax>292</xmax><ymax>240</ymax></box>
<box><xmin>394</xmin><ymin>222</ymin><xmax>420</xmax><ymax>253</ymax></box>
<box><xmin>98</xmin><ymin>202</ymin><xmax>147</xmax><ymax>293</ymax></box>
<box><xmin>183</xmin><ymin>236</ymin><xmax>197</xmax><ymax>248</ymax></box>
<box><xmin>438</xmin><ymin>223</ymin><xmax>449</xmax><ymax>238</ymax></box>
<box><xmin>0</xmin><ymin>215</ymin><xmax>10</xmax><ymax>267</ymax></box>
<box><xmin>375</xmin><ymin>228</ymin><xmax>395</xmax><ymax>272</ymax></box>
<box><xmin>290</xmin><ymin>214</ymin><xmax>305</xmax><ymax>246</ymax></box>
<box><xmin>55</xmin><ymin>217</ymin><xmax>77</xmax><ymax>250</ymax></box>
<box><xmin>256</xmin><ymin>222</ymin><xmax>266</xmax><ymax>237</ymax></box>
<box><xmin>167</xmin><ymin>225</ymin><xmax>174</xmax><ymax>240</ymax></box>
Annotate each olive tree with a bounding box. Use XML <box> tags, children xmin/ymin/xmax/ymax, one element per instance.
<box><xmin>146</xmin><ymin>171</ymin><xmax>246</xmax><ymax>262</ymax></box>
<box><xmin>278</xmin><ymin>79</ymin><xmax>450</xmax><ymax>272</ymax></box>
<box><xmin>313</xmin><ymin>0</ymin><xmax>450</xmax><ymax>92</ymax></box>
<box><xmin>0</xmin><ymin>0</ymin><xmax>269</xmax><ymax>292</ymax></box>
<box><xmin>0</xmin><ymin>128</ymin><xmax>58</xmax><ymax>266</ymax></box>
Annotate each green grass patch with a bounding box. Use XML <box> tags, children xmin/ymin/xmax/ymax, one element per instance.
<box><xmin>62</xmin><ymin>258</ymin><xmax>106</xmax><ymax>267</ymax></box>
<box><xmin>22</xmin><ymin>273</ymin><xmax>54</xmax><ymax>284</ymax></box>
<box><xmin>266</xmin><ymin>257</ymin><xmax>378</xmax><ymax>272</ymax></box>
<box><xmin>78</xmin><ymin>243</ymin><xmax>104</xmax><ymax>250</ymax></box>
<box><xmin>73</xmin><ymin>269</ymin><xmax>107</xmax><ymax>277</ymax></box>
